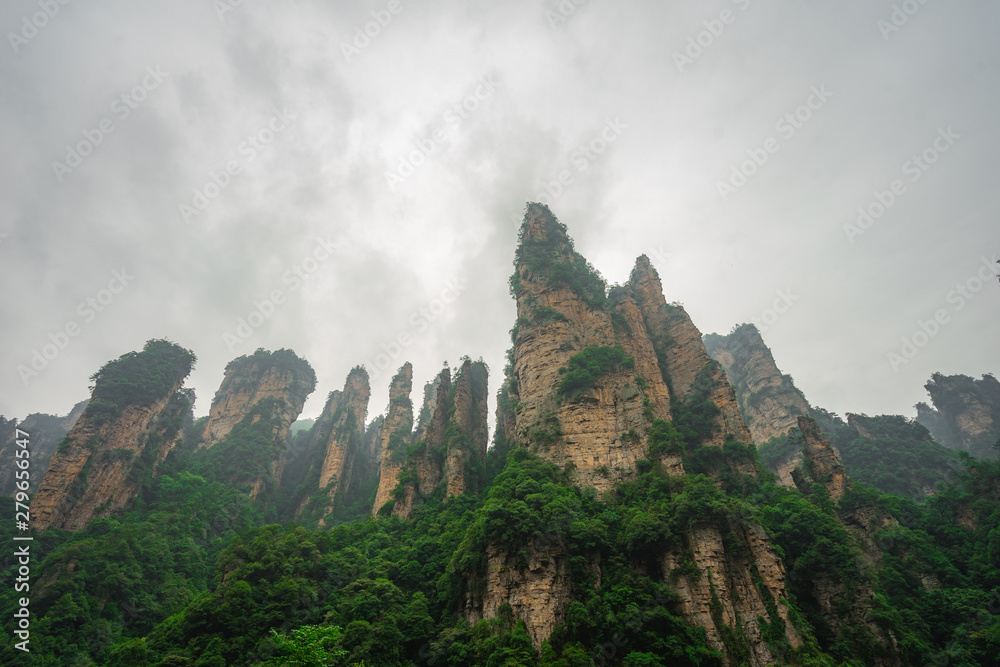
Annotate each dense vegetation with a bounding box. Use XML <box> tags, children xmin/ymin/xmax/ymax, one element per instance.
<box><xmin>758</xmin><ymin>414</ymin><xmax>967</xmax><ymax>502</ymax></box>
<box><xmin>10</xmin><ymin>402</ymin><xmax>1000</xmax><ymax>666</ymax></box>
<box><xmin>558</xmin><ymin>345</ymin><xmax>636</xmax><ymax>398</ymax></box>
<box><xmin>833</xmin><ymin>415</ymin><xmax>964</xmax><ymax>500</ymax></box>
<box><xmin>84</xmin><ymin>339</ymin><xmax>196</xmax><ymax>425</ymax></box>
<box><xmin>509</xmin><ymin>206</ymin><xmax>607</xmax><ymax>310</ymax></box>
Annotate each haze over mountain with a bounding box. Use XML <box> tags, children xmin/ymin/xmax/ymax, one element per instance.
<box><xmin>2</xmin><ymin>1</ymin><xmax>999</xmax><ymax>429</ymax></box>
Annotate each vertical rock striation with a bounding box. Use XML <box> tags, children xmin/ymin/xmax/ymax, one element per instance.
<box><xmin>32</xmin><ymin>340</ymin><xmax>195</xmax><ymax>531</ymax></box>
<box><xmin>508</xmin><ymin>206</ymin><xmax>674</xmax><ymax>490</ymax></box>
<box><xmin>376</xmin><ymin>359</ymin><xmax>490</xmax><ymax>519</ymax></box>
<box><xmin>294</xmin><ymin>367</ymin><xmax>371</xmax><ymax>525</ymax></box>
<box><xmin>470</xmin><ymin>204</ymin><xmax>807</xmax><ymax>663</ymax></box>
<box><xmin>630</xmin><ymin>257</ymin><xmax>752</xmax><ymax>451</ymax></box>
<box><xmin>201</xmin><ymin>349</ymin><xmax>314</xmax><ymax>450</ymax></box>
<box><xmin>197</xmin><ymin>349</ymin><xmax>315</xmax><ymax>501</ymax></box>
<box><xmin>704</xmin><ymin>324</ymin><xmax>812</xmax><ymax>445</ymax></box>
<box><xmin>372</xmin><ymin>364</ymin><xmax>415</xmax><ymax>517</ymax></box>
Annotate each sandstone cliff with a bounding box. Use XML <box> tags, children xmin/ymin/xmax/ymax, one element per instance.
<box><xmin>196</xmin><ymin>349</ymin><xmax>315</xmax><ymax>501</ymax></box>
<box><xmin>0</xmin><ymin>400</ymin><xmax>87</xmax><ymax>496</ymax></box>
<box><xmin>767</xmin><ymin>417</ymin><xmax>901</xmax><ymax>663</ymax></box>
<box><xmin>201</xmin><ymin>348</ymin><xmax>314</xmax><ymax>449</ymax></box>
<box><xmin>915</xmin><ymin>373</ymin><xmax>1000</xmax><ymax>459</ymax></box>
<box><xmin>470</xmin><ymin>204</ymin><xmax>809</xmax><ymax>663</ymax></box>
<box><xmin>507</xmin><ymin>207</ymin><xmax>675</xmax><ymax>490</ymax></box>
<box><xmin>661</xmin><ymin>520</ymin><xmax>803</xmax><ymax>663</ymax></box>
<box><xmin>375</xmin><ymin>359</ymin><xmax>490</xmax><ymax>519</ymax></box>
<box><xmin>629</xmin><ymin>257</ymin><xmax>752</xmax><ymax>454</ymax></box>
<box><xmin>793</xmin><ymin>416</ymin><xmax>849</xmax><ymax>502</ymax></box>
<box><xmin>372</xmin><ymin>364</ymin><xmax>415</xmax><ymax>516</ymax></box>
<box><xmin>293</xmin><ymin>367</ymin><xmax>371</xmax><ymax>525</ymax></box>
<box><xmin>32</xmin><ymin>340</ymin><xmax>195</xmax><ymax>531</ymax></box>
<box><xmin>704</xmin><ymin>324</ymin><xmax>812</xmax><ymax>445</ymax></box>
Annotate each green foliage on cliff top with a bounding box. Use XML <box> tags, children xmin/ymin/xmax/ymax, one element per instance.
<box><xmin>85</xmin><ymin>339</ymin><xmax>196</xmax><ymax>424</ymax></box>
<box><xmin>835</xmin><ymin>414</ymin><xmax>964</xmax><ymax>500</ymax></box>
<box><xmin>223</xmin><ymin>348</ymin><xmax>318</xmax><ymax>406</ymax></box>
<box><xmin>510</xmin><ymin>204</ymin><xmax>607</xmax><ymax>310</ymax></box>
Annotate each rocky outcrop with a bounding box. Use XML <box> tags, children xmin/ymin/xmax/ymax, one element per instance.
<box><xmin>915</xmin><ymin>373</ymin><xmax>1000</xmax><ymax>458</ymax></box>
<box><xmin>32</xmin><ymin>340</ymin><xmax>196</xmax><ymax>531</ymax></box>
<box><xmin>463</xmin><ymin>539</ymin><xmax>579</xmax><ymax>648</ymax></box>
<box><xmin>475</xmin><ymin>204</ymin><xmax>797</xmax><ymax>661</ymax></box>
<box><xmin>201</xmin><ymin>349</ymin><xmax>315</xmax><ymax>449</ymax></box>
<box><xmin>294</xmin><ymin>368</ymin><xmax>371</xmax><ymax>525</ymax></box>
<box><xmin>197</xmin><ymin>349</ymin><xmax>315</xmax><ymax>501</ymax></box>
<box><xmin>794</xmin><ymin>416</ymin><xmax>849</xmax><ymax>502</ymax></box>
<box><xmin>508</xmin><ymin>207</ymin><xmax>677</xmax><ymax>490</ymax></box>
<box><xmin>372</xmin><ymin>364</ymin><xmax>415</xmax><ymax>517</ymax></box>
<box><xmin>377</xmin><ymin>359</ymin><xmax>490</xmax><ymax>519</ymax></box>
<box><xmin>0</xmin><ymin>400</ymin><xmax>87</xmax><ymax>496</ymax></box>
<box><xmin>704</xmin><ymin>324</ymin><xmax>812</xmax><ymax>445</ymax></box>
<box><xmin>768</xmin><ymin>418</ymin><xmax>901</xmax><ymax>662</ymax></box>
<box><xmin>629</xmin><ymin>257</ymin><xmax>752</xmax><ymax>452</ymax></box>
<box><xmin>446</xmin><ymin>359</ymin><xmax>489</xmax><ymax>497</ymax></box>
<box><xmin>662</xmin><ymin>521</ymin><xmax>803</xmax><ymax>664</ymax></box>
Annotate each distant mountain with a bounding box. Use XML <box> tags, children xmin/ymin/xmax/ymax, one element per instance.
<box><xmin>0</xmin><ymin>399</ymin><xmax>87</xmax><ymax>495</ymax></box>
<box><xmin>916</xmin><ymin>372</ymin><xmax>1000</xmax><ymax>459</ymax></box>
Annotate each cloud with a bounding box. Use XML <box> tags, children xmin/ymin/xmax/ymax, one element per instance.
<box><xmin>1</xmin><ymin>0</ymin><xmax>997</xmax><ymax>429</ymax></box>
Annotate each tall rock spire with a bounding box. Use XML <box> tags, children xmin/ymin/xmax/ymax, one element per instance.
<box><xmin>32</xmin><ymin>340</ymin><xmax>195</xmax><ymax>531</ymax></box>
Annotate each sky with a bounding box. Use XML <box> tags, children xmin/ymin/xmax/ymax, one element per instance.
<box><xmin>1</xmin><ymin>0</ymin><xmax>998</xmax><ymax>431</ymax></box>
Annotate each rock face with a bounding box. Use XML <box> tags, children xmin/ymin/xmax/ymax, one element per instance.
<box><xmin>463</xmin><ymin>539</ymin><xmax>579</xmax><ymax>648</ymax></box>
<box><xmin>473</xmin><ymin>204</ymin><xmax>808</xmax><ymax>663</ymax></box>
<box><xmin>373</xmin><ymin>359</ymin><xmax>490</xmax><ymax>519</ymax></box>
<box><xmin>32</xmin><ymin>341</ymin><xmax>196</xmax><ymax>531</ymax></box>
<box><xmin>372</xmin><ymin>364</ymin><xmax>415</xmax><ymax>516</ymax></box>
<box><xmin>784</xmin><ymin>417</ymin><xmax>901</xmax><ymax>664</ymax></box>
<box><xmin>629</xmin><ymin>257</ymin><xmax>753</xmax><ymax>453</ymax></box>
<box><xmin>507</xmin><ymin>207</ymin><xmax>679</xmax><ymax>491</ymax></box>
<box><xmin>198</xmin><ymin>349</ymin><xmax>315</xmax><ymax>501</ymax></box>
<box><xmin>915</xmin><ymin>373</ymin><xmax>1000</xmax><ymax>459</ymax></box>
<box><xmin>201</xmin><ymin>349</ymin><xmax>314</xmax><ymax>449</ymax></box>
<box><xmin>294</xmin><ymin>368</ymin><xmax>371</xmax><ymax>525</ymax></box>
<box><xmin>0</xmin><ymin>400</ymin><xmax>87</xmax><ymax>496</ymax></box>
<box><xmin>661</xmin><ymin>521</ymin><xmax>803</xmax><ymax>663</ymax></box>
<box><xmin>704</xmin><ymin>324</ymin><xmax>812</xmax><ymax>445</ymax></box>
<box><xmin>794</xmin><ymin>416</ymin><xmax>849</xmax><ymax>502</ymax></box>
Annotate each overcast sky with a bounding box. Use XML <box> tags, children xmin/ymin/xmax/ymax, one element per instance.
<box><xmin>2</xmin><ymin>1</ymin><xmax>997</xmax><ymax>432</ymax></box>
